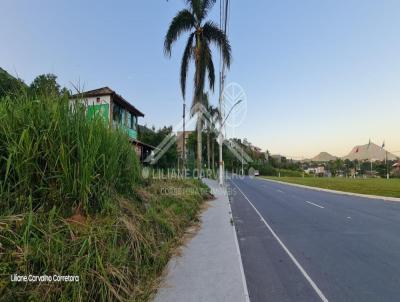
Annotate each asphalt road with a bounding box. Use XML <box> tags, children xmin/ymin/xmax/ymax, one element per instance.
<box><xmin>227</xmin><ymin>176</ymin><xmax>400</xmax><ymax>302</ymax></box>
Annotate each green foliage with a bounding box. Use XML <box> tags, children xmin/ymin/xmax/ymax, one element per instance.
<box><xmin>0</xmin><ymin>67</ymin><xmax>27</xmax><ymax>99</ymax></box>
<box><xmin>138</xmin><ymin>125</ymin><xmax>178</xmax><ymax>169</ymax></box>
<box><xmin>164</xmin><ymin>1</ymin><xmax>231</xmax><ymax>99</ymax></box>
<box><xmin>0</xmin><ymin>68</ymin><xmax>70</xmax><ymax>100</ymax></box>
<box><xmin>164</xmin><ymin>0</ymin><xmax>232</xmax><ymax>173</ymax></box>
<box><xmin>0</xmin><ymin>93</ymin><xmax>140</xmax><ymax>215</ymax></box>
<box><xmin>0</xmin><ymin>179</ymin><xmax>207</xmax><ymax>301</ymax></box>
<box><xmin>246</xmin><ymin>163</ymin><xmax>304</xmax><ymax>177</ymax></box>
<box><xmin>0</xmin><ymin>93</ymin><xmax>208</xmax><ymax>301</ymax></box>
<box><xmin>29</xmin><ymin>73</ymin><xmax>70</xmax><ymax>98</ymax></box>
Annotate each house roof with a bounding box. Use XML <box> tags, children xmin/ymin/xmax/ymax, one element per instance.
<box><xmin>70</xmin><ymin>86</ymin><xmax>144</xmax><ymax>117</ymax></box>
<box><xmin>131</xmin><ymin>138</ymin><xmax>157</xmax><ymax>150</ymax></box>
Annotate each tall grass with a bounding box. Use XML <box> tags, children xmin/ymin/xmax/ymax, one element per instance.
<box><xmin>0</xmin><ymin>93</ymin><xmax>208</xmax><ymax>301</ymax></box>
<box><xmin>0</xmin><ymin>93</ymin><xmax>139</xmax><ymax>215</ymax></box>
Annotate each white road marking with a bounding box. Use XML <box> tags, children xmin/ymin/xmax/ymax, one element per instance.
<box><xmin>277</xmin><ymin>189</ymin><xmax>284</xmax><ymax>193</ymax></box>
<box><xmin>230</xmin><ymin>180</ymin><xmax>329</xmax><ymax>302</ymax></box>
<box><xmin>305</xmin><ymin>201</ymin><xmax>325</xmax><ymax>209</ymax></box>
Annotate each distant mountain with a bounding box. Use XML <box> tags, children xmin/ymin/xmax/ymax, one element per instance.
<box><xmin>310</xmin><ymin>152</ymin><xmax>337</xmax><ymax>162</ymax></box>
<box><xmin>342</xmin><ymin>142</ymin><xmax>398</xmax><ymax>161</ymax></box>
<box><xmin>0</xmin><ymin>67</ymin><xmax>27</xmax><ymax>98</ymax></box>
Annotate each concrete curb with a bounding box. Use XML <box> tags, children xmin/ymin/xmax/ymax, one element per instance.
<box><xmin>225</xmin><ymin>183</ymin><xmax>250</xmax><ymax>302</ymax></box>
<box><xmin>260</xmin><ymin>177</ymin><xmax>400</xmax><ymax>202</ymax></box>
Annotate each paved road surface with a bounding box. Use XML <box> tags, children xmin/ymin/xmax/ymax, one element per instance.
<box><xmin>228</xmin><ymin>176</ymin><xmax>400</xmax><ymax>302</ymax></box>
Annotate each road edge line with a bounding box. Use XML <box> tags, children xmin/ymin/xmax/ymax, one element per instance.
<box><xmin>230</xmin><ymin>180</ymin><xmax>329</xmax><ymax>302</ymax></box>
<box><xmin>259</xmin><ymin>177</ymin><xmax>400</xmax><ymax>202</ymax></box>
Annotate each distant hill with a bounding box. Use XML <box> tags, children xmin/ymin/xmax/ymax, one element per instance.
<box><xmin>0</xmin><ymin>67</ymin><xmax>27</xmax><ymax>98</ymax></box>
<box><xmin>342</xmin><ymin>142</ymin><xmax>398</xmax><ymax>161</ymax></box>
<box><xmin>310</xmin><ymin>152</ymin><xmax>337</xmax><ymax>162</ymax></box>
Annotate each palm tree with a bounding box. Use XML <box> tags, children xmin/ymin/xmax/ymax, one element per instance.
<box><xmin>164</xmin><ymin>0</ymin><xmax>231</xmax><ymax>176</ymax></box>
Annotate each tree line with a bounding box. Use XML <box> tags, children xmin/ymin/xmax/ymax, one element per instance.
<box><xmin>0</xmin><ymin>68</ymin><xmax>69</xmax><ymax>99</ymax></box>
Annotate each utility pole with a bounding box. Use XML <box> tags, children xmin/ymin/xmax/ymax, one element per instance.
<box><xmin>241</xmin><ymin>143</ymin><xmax>244</xmax><ymax>175</ymax></box>
<box><xmin>386</xmin><ymin>150</ymin><xmax>389</xmax><ymax>180</ymax></box>
<box><xmin>218</xmin><ymin>0</ymin><xmax>229</xmax><ymax>186</ymax></box>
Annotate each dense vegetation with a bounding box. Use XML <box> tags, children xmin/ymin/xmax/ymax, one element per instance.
<box><xmin>138</xmin><ymin>125</ymin><xmax>178</xmax><ymax>169</ymax></box>
<box><xmin>0</xmin><ymin>68</ymin><xmax>69</xmax><ymax>99</ymax></box>
<box><xmin>0</xmin><ymin>67</ymin><xmax>26</xmax><ymax>99</ymax></box>
<box><xmin>0</xmin><ymin>93</ymin><xmax>208</xmax><ymax>301</ymax></box>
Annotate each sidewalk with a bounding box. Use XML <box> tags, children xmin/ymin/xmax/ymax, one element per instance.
<box><xmin>153</xmin><ymin>178</ymin><xmax>249</xmax><ymax>302</ymax></box>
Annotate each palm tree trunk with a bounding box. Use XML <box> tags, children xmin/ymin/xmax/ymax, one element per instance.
<box><xmin>196</xmin><ymin>115</ymin><xmax>202</xmax><ymax>178</ymax></box>
<box><xmin>207</xmin><ymin>128</ymin><xmax>210</xmax><ymax>169</ymax></box>
<box><xmin>212</xmin><ymin>136</ymin><xmax>215</xmax><ymax>171</ymax></box>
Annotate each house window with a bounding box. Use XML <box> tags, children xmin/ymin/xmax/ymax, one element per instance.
<box><xmin>112</xmin><ymin>103</ymin><xmax>123</xmax><ymax>123</ymax></box>
<box><xmin>123</xmin><ymin>109</ymin><xmax>128</xmax><ymax>127</ymax></box>
<box><xmin>130</xmin><ymin>114</ymin><xmax>137</xmax><ymax>131</ymax></box>
<box><xmin>128</xmin><ymin>113</ymin><xmax>133</xmax><ymax>129</ymax></box>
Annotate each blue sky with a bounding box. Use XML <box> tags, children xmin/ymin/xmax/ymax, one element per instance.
<box><xmin>1</xmin><ymin>0</ymin><xmax>399</xmax><ymax>158</ymax></box>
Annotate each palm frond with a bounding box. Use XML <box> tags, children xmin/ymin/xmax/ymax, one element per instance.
<box><xmin>203</xmin><ymin>21</ymin><xmax>232</xmax><ymax>68</ymax></box>
<box><xmin>185</xmin><ymin>0</ymin><xmax>202</xmax><ymax>22</ymax></box>
<box><xmin>164</xmin><ymin>9</ymin><xmax>195</xmax><ymax>56</ymax></box>
<box><xmin>203</xmin><ymin>43</ymin><xmax>215</xmax><ymax>92</ymax></box>
<box><xmin>180</xmin><ymin>32</ymin><xmax>195</xmax><ymax>98</ymax></box>
<box><xmin>198</xmin><ymin>0</ymin><xmax>217</xmax><ymax>22</ymax></box>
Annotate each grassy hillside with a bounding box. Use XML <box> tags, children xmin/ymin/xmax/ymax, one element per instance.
<box><xmin>263</xmin><ymin>177</ymin><xmax>400</xmax><ymax>198</ymax></box>
<box><xmin>0</xmin><ymin>94</ymin><xmax>209</xmax><ymax>301</ymax></box>
<box><xmin>0</xmin><ymin>67</ymin><xmax>27</xmax><ymax>98</ymax></box>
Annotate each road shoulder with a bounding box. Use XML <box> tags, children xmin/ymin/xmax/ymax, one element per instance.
<box><xmin>153</xmin><ymin>178</ymin><xmax>249</xmax><ymax>302</ymax></box>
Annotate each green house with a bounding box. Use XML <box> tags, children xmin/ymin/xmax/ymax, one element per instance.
<box><xmin>70</xmin><ymin>86</ymin><xmax>143</xmax><ymax>140</ymax></box>
<box><xmin>70</xmin><ymin>87</ymin><xmax>154</xmax><ymax>161</ymax></box>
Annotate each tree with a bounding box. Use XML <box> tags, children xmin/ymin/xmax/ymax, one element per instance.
<box><xmin>164</xmin><ymin>0</ymin><xmax>231</xmax><ymax>176</ymax></box>
<box><xmin>138</xmin><ymin>125</ymin><xmax>178</xmax><ymax>169</ymax></box>
<box><xmin>30</xmin><ymin>73</ymin><xmax>61</xmax><ymax>97</ymax></box>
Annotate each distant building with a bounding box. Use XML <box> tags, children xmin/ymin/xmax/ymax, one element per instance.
<box><xmin>392</xmin><ymin>162</ymin><xmax>400</xmax><ymax>176</ymax></box>
<box><xmin>305</xmin><ymin>166</ymin><xmax>325</xmax><ymax>176</ymax></box>
<box><xmin>70</xmin><ymin>87</ymin><xmax>154</xmax><ymax>162</ymax></box>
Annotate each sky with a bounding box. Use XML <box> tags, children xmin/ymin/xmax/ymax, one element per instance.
<box><xmin>1</xmin><ymin>0</ymin><xmax>399</xmax><ymax>159</ymax></box>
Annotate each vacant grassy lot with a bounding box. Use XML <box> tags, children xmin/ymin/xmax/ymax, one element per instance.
<box><xmin>0</xmin><ymin>94</ymin><xmax>210</xmax><ymax>301</ymax></box>
<box><xmin>263</xmin><ymin>177</ymin><xmax>400</xmax><ymax>198</ymax></box>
